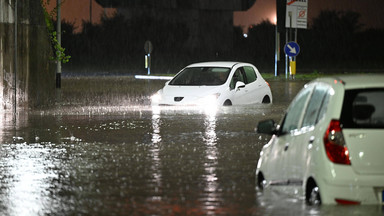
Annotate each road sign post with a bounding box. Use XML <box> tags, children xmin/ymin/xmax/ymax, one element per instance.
<box><xmin>285</xmin><ymin>0</ymin><xmax>308</xmax><ymax>79</ymax></box>
<box><xmin>144</xmin><ymin>40</ymin><xmax>153</xmax><ymax>75</ymax></box>
<box><xmin>284</xmin><ymin>41</ymin><xmax>300</xmax><ymax>79</ymax></box>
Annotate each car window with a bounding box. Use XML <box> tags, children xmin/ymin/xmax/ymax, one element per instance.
<box><xmin>243</xmin><ymin>66</ymin><xmax>257</xmax><ymax>84</ymax></box>
<box><xmin>302</xmin><ymin>85</ymin><xmax>330</xmax><ymax>127</ymax></box>
<box><xmin>340</xmin><ymin>88</ymin><xmax>384</xmax><ymax>128</ymax></box>
<box><xmin>230</xmin><ymin>69</ymin><xmax>246</xmax><ymax>90</ymax></box>
<box><xmin>280</xmin><ymin>86</ymin><xmax>311</xmax><ymax>134</ymax></box>
<box><xmin>170</xmin><ymin>67</ymin><xmax>230</xmax><ymax>86</ymax></box>
<box><xmin>316</xmin><ymin>89</ymin><xmax>330</xmax><ymax>123</ymax></box>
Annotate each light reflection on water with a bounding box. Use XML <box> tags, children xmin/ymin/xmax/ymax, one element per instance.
<box><xmin>202</xmin><ymin>112</ymin><xmax>220</xmax><ymax>215</ymax></box>
<box><xmin>3</xmin><ymin>143</ymin><xmax>57</xmax><ymax>216</ymax></box>
<box><xmin>0</xmin><ymin>78</ymin><xmax>383</xmax><ymax>215</ymax></box>
<box><xmin>150</xmin><ymin>106</ymin><xmax>163</xmax><ymax>202</ymax></box>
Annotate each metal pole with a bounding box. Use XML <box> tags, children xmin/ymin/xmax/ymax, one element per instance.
<box><xmin>289</xmin><ymin>12</ymin><xmax>293</xmax><ymax>42</ymax></box>
<box><xmin>274</xmin><ymin>24</ymin><xmax>277</xmax><ymax>77</ymax></box>
<box><xmin>294</xmin><ymin>28</ymin><xmax>298</xmax><ymax>61</ymax></box>
<box><xmin>56</xmin><ymin>0</ymin><xmax>61</xmax><ymax>88</ymax></box>
<box><xmin>148</xmin><ymin>54</ymin><xmax>151</xmax><ymax>75</ymax></box>
<box><xmin>285</xmin><ymin>30</ymin><xmax>288</xmax><ymax>79</ymax></box>
<box><xmin>14</xmin><ymin>0</ymin><xmax>17</xmax><ymax>114</ymax></box>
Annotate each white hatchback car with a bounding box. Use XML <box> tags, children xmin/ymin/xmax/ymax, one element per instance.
<box><xmin>151</xmin><ymin>62</ymin><xmax>272</xmax><ymax>106</ymax></box>
<box><xmin>256</xmin><ymin>75</ymin><xmax>384</xmax><ymax>205</ymax></box>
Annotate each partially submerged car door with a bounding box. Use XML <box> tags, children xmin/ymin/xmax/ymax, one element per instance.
<box><xmin>230</xmin><ymin>66</ymin><xmax>263</xmax><ymax>104</ymax></box>
<box><xmin>268</xmin><ymin>86</ymin><xmax>312</xmax><ymax>185</ymax></box>
<box><xmin>230</xmin><ymin>68</ymin><xmax>248</xmax><ymax>104</ymax></box>
<box><xmin>285</xmin><ymin>83</ymin><xmax>331</xmax><ymax>186</ymax></box>
<box><xmin>240</xmin><ymin>66</ymin><xmax>263</xmax><ymax>103</ymax></box>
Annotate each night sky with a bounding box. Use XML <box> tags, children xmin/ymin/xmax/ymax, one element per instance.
<box><xmin>48</xmin><ymin>0</ymin><xmax>384</xmax><ymax>32</ymax></box>
<box><xmin>234</xmin><ymin>0</ymin><xmax>384</xmax><ymax>31</ymax></box>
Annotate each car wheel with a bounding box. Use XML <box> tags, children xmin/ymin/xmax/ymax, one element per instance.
<box><xmin>223</xmin><ymin>100</ymin><xmax>232</xmax><ymax>106</ymax></box>
<box><xmin>307</xmin><ymin>185</ymin><xmax>321</xmax><ymax>205</ymax></box>
<box><xmin>262</xmin><ymin>96</ymin><xmax>271</xmax><ymax>104</ymax></box>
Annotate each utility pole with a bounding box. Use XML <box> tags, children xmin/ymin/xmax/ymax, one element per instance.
<box><xmin>14</xmin><ymin>0</ymin><xmax>18</xmax><ymax>114</ymax></box>
<box><xmin>275</xmin><ymin>0</ymin><xmax>286</xmax><ymax>77</ymax></box>
<box><xmin>56</xmin><ymin>0</ymin><xmax>61</xmax><ymax>88</ymax></box>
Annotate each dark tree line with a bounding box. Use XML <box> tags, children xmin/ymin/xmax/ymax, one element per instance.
<box><xmin>59</xmin><ymin>10</ymin><xmax>384</xmax><ymax>75</ymax></box>
<box><xmin>299</xmin><ymin>10</ymin><xmax>384</xmax><ymax>71</ymax></box>
<box><xmin>60</xmin><ymin>14</ymin><xmax>189</xmax><ymax>74</ymax></box>
<box><xmin>234</xmin><ymin>10</ymin><xmax>384</xmax><ymax>73</ymax></box>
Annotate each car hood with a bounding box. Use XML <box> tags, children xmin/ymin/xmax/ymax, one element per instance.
<box><xmin>159</xmin><ymin>85</ymin><xmax>224</xmax><ymax>105</ymax></box>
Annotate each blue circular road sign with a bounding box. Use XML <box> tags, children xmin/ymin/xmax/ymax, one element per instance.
<box><xmin>284</xmin><ymin>41</ymin><xmax>300</xmax><ymax>57</ymax></box>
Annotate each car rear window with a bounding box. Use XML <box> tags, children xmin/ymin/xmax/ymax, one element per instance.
<box><xmin>340</xmin><ymin>88</ymin><xmax>384</xmax><ymax>128</ymax></box>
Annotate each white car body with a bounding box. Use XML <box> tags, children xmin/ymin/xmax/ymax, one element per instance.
<box><xmin>151</xmin><ymin>62</ymin><xmax>272</xmax><ymax>106</ymax></box>
<box><xmin>256</xmin><ymin>75</ymin><xmax>384</xmax><ymax>205</ymax></box>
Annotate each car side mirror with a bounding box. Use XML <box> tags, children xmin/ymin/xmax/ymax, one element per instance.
<box><xmin>257</xmin><ymin>119</ymin><xmax>277</xmax><ymax>135</ymax></box>
<box><xmin>235</xmin><ymin>81</ymin><xmax>245</xmax><ymax>90</ymax></box>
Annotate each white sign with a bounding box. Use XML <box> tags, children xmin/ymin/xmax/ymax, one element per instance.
<box><xmin>285</xmin><ymin>0</ymin><xmax>308</xmax><ymax>29</ymax></box>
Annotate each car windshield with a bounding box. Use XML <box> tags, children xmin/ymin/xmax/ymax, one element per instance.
<box><xmin>340</xmin><ymin>88</ymin><xmax>384</xmax><ymax>128</ymax></box>
<box><xmin>169</xmin><ymin>67</ymin><xmax>230</xmax><ymax>86</ymax></box>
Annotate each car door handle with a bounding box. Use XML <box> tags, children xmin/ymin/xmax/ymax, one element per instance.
<box><xmin>284</xmin><ymin>143</ymin><xmax>289</xmax><ymax>151</ymax></box>
<box><xmin>308</xmin><ymin>136</ymin><xmax>315</xmax><ymax>144</ymax></box>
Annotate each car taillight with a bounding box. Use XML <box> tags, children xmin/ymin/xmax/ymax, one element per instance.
<box><xmin>323</xmin><ymin>120</ymin><xmax>351</xmax><ymax>165</ymax></box>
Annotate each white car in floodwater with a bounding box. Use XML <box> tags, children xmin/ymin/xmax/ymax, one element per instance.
<box><xmin>256</xmin><ymin>75</ymin><xmax>384</xmax><ymax>205</ymax></box>
<box><xmin>151</xmin><ymin>62</ymin><xmax>272</xmax><ymax>106</ymax></box>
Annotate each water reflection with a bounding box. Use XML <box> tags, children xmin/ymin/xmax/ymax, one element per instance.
<box><xmin>2</xmin><ymin>78</ymin><xmax>380</xmax><ymax>215</ymax></box>
<box><xmin>4</xmin><ymin>143</ymin><xmax>56</xmax><ymax>215</ymax></box>
<box><xmin>202</xmin><ymin>110</ymin><xmax>220</xmax><ymax>214</ymax></box>
<box><xmin>150</xmin><ymin>106</ymin><xmax>163</xmax><ymax>201</ymax></box>
<box><xmin>0</xmin><ymin>112</ymin><xmax>57</xmax><ymax>216</ymax></box>
<box><xmin>151</xmin><ymin>106</ymin><xmax>162</xmax><ymax>144</ymax></box>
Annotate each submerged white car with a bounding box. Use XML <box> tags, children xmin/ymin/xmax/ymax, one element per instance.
<box><xmin>256</xmin><ymin>75</ymin><xmax>384</xmax><ymax>205</ymax></box>
<box><xmin>151</xmin><ymin>62</ymin><xmax>272</xmax><ymax>106</ymax></box>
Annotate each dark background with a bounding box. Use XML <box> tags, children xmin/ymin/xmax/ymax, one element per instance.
<box><xmin>57</xmin><ymin>8</ymin><xmax>384</xmax><ymax>76</ymax></box>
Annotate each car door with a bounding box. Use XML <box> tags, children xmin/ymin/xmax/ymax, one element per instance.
<box><xmin>285</xmin><ymin>83</ymin><xmax>331</xmax><ymax>185</ymax></box>
<box><xmin>229</xmin><ymin>67</ymin><xmax>248</xmax><ymax>104</ymax></box>
<box><xmin>242</xmin><ymin>66</ymin><xmax>264</xmax><ymax>103</ymax></box>
<box><xmin>269</xmin><ymin>86</ymin><xmax>312</xmax><ymax>185</ymax></box>
<box><xmin>230</xmin><ymin>66</ymin><xmax>263</xmax><ymax>104</ymax></box>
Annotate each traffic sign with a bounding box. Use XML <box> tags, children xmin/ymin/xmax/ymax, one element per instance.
<box><xmin>286</xmin><ymin>0</ymin><xmax>308</xmax><ymax>29</ymax></box>
<box><xmin>284</xmin><ymin>41</ymin><xmax>300</xmax><ymax>57</ymax></box>
<box><xmin>144</xmin><ymin>40</ymin><xmax>153</xmax><ymax>54</ymax></box>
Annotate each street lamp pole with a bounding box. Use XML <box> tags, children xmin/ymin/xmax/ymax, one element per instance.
<box><xmin>56</xmin><ymin>0</ymin><xmax>61</xmax><ymax>88</ymax></box>
<box><xmin>14</xmin><ymin>0</ymin><xmax>18</xmax><ymax>114</ymax></box>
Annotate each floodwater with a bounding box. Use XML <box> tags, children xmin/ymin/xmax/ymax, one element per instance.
<box><xmin>0</xmin><ymin>77</ymin><xmax>383</xmax><ymax>215</ymax></box>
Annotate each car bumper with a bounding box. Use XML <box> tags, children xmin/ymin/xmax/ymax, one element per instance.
<box><xmin>317</xmin><ymin>167</ymin><xmax>384</xmax><ymax>204</ymax></box>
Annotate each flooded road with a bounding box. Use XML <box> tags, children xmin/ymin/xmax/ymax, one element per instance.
<box><xmin>0</xmin><ymin>77</ymin><xmax>383</xmax><ymax>215</ymax></box>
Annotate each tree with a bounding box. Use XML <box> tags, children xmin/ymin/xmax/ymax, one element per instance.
<box><xmin>309</xmin><ymin>10</ymin><xmax>362</xmax><ymax>65</ymax></box>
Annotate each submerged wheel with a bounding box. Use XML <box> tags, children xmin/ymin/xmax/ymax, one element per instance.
<box><xmin>306</xmin><ymin>180</ymin><xmax>321</xmax><ymax>205</ymax></box>
<box><xmin>223</xmin><ymin>100</ymin><xmax>232</xmax><ymax>106</ymax></box>
<box><xmin>262</xmin><ymin>95</ymin><xmax>271</xmax><ymax>104</ymax></box>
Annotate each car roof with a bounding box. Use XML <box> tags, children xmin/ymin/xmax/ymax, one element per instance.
<box><xmin>186</xmin><ymin>61</ymin><xmax>247</xmax><ymax>68</ymax></box>
<box><xmin>314</xmin><ymin>74</ymin><xmax>384</xmax><ymax>89</ymax></box>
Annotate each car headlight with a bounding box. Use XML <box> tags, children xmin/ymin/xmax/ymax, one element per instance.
<box><xmin>151</xmin><ymin>91</ymin><xmax>162</xmax><ymax>104</ymax></box>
